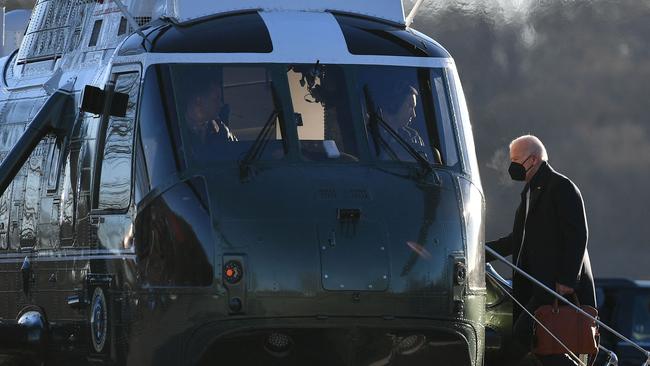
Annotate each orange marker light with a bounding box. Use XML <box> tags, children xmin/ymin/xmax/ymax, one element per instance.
<box><xmin>223</xmin><ymin>261</ymin><xmax>243</xmax><ymax>284</ymax></box>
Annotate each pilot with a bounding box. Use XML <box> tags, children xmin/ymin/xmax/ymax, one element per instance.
<box><xmin>487</xmin><ymin>135</ymin><xmax>596</xmax><ymax>366</ymax></box>
<box><xmin>382</xmin><ymin>85</ymin><xmax>424</xmax><ymax>146</ymax></box>
<box><xmin>184</xmin><ymin>79</ymin><xmax>237</xmax><ymax>150</ymax></box>
<box><xmin>379</xmin><ymin>84</ymin><xmax>441</xmax><ymax>163</ymax></box>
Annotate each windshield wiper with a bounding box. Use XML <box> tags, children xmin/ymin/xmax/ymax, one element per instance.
<box><xmin>239</xmin><ymin>82</ymin><xmax>283</xmax><ymax>180</ymax></box>
<box><xmin>239</xmin><ymin>109</ymin><xmax>280</xmax><ymax>179</ymax></box>
<box><xmin>363</xmin><ymin>84</ymin><xmax>433</xmax><ymax>179</ymax></box>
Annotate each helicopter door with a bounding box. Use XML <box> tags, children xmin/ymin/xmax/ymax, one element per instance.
<box><xmin>89</xmin><ymin>68</ymin><xmax>141</xmax><ymax>249</ymax></box>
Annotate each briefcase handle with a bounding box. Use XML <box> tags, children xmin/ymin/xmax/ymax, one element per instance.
<box><xmin>552</xmin><ymin>293</ymin><xmax>581</xmax><ymax>313</ymax></box>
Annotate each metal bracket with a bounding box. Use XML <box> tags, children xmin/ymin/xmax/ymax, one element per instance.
<box><xmin>87</xmin><ymin>273</ymin><xmax>113</xmax><ymax>287</ymax></box>
<box><xmin>450</xmin><ymin>255</ymin><xmax>466</xmax><ymax>316</ymax></box>
<box><xmin>66</xmin><ymin>273</ymin><xmax>112</xmax><ymax>310</ymax></box>
<box><xmin>66</xmin><ymin>294</ymin><xmax>89</xmax><ymax>310</ymax></box>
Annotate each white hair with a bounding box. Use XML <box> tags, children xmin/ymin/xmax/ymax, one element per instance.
<box><xmin>509</xmin><ymin>135</ymin><xmax>548</xmax><ymax>161</ymax></box>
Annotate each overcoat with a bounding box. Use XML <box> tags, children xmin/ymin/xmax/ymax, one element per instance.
<box><xmin>488</xmin><ymin>161</ymin><xmax>596</xmax><ymax>310</ymax></box>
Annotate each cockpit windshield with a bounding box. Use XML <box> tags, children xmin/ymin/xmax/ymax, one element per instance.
<box><xmin>168</xmin><ymin>64</ymin><xmax>285</xmax><ymax>162</ymax></box>
<box><xmin>360</xmin><ymin>66</ymin><xmax>450</xmax><ymax>165</ymax></box>
<box><xmin>140</xmin><ymin>63</ymin><xmax>459</xmax><ymax>169</ymax></box>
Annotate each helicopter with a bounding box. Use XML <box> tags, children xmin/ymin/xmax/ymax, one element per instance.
<box><xmin>0</xmin><ymin>0</ymin><xmax>511</xmax><ymax>365</ymax></box>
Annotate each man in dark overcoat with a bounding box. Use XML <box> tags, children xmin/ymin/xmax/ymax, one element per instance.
<box><xmin>487</xmin><ymin>135</ymin><xmax>596</xmax><ymax>366</ymax></box>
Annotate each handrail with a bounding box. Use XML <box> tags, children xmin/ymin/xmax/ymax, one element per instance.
<box><xmin>486</xmin><ymin>246</ymin><xmax>650</xmax><ymax>363</ymax></box>
<box><xmin>0</xmin><ymin>87</ymin><xmax>74</xmax><ymax>197</ymax></box>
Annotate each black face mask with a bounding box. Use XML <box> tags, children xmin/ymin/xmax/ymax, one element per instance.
<box><xmin>508</xmin><ymin>155</ymin><xmax>532</xmax><ymax>181</ymax></box>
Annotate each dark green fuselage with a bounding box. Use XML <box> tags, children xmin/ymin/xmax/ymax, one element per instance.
<box><xmin>0</xmin><ymin>9</ymin><xmax>499</xmax><ymax>366</ymax></box>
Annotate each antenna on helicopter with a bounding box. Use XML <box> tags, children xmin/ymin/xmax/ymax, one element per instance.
<box><xmin>112</xmin><ymin>0</ymin><xmax>150</xmax><ymax>43</ymax></box>
<box><xmin>405</xmin><ymin>0</ymin><xmax>425</xmax><ymax>27</ymax></box>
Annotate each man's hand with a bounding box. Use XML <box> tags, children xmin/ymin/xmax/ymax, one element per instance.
<box><xmin>209</xmin><ymin>120</ymin><xmax>221</xmax><ymax>134</ymax></box>
<box><xmin>555</xmin><ymin>283</ymin><xmax>575</xmax><ymax>295</ymax></box>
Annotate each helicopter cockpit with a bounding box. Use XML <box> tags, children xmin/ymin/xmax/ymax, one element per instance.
<box><xmin>139</xmin><ymin>63</ymin><xmax>459</xmax><ymax>170</ymax></box>
<box><xmin>125</xmin><ymin>10</ymin><xmax>469</xmax><ymax>180</ymax></box>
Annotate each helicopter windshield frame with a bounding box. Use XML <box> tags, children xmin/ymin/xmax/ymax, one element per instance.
<box><xmin>137</xmin><ymin>62</ymin><xmax>461</xmax><ymax>173</ymax></box>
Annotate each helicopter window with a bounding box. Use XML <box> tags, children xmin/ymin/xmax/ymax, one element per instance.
<box><xmin>151</xmin><ymin>12</ymin><xmax>272</xmax><ymax>54</ymax></box>
<box><xmin>358</xmin><ymin>66</ymin><xmax>449</xmax><ymax>165</ymax></box>
<box><xmin>89</xmin><ymin>19</ymin><xmax>103</xmax><ymax>47</ymax></box>
<box><xmin>118</xmin><ymin>17</ymin><xmax>128</xmax><ymax>36</ymax></box>
<box><xmin>95</xmin><ymin>72</ymin><xmax>140</xmax><ymax>211</ymax></box>
<box><xmin>137</xmin><ymin>66</ymin><xmax>183</xmax><ymax>194</ymax></box>
<box><xmin>171</xmin><ymin>65</ymin><xmax>285</xmax><ymax>162</ymax></box>
<box><xmin>334</xmin><ymin>14</ymin><xmax>450</xmax><ymax>58</ymax></box>
<box><xmin>0</xmin><ymin>187</ymin><xmax>8</xmax><ymax>249</ymax></box>
<box><xmin>431</xmin><ymin>70</ymin><xmax>460</xmax><ymax>167</ymax></box>
<box><xmin>287</xmin><ymin>64</ymin><xmax>359</xmax><ymax>162</ymax></box>
<box><xmin>45</xmin><ymin>135</ymin><xmax>64</xmax><ymax>192</ymax></box>
<box><xmin>59</xmin><ymin>151</ymin><xmax>75</xmax><ymax>247</ymax></box>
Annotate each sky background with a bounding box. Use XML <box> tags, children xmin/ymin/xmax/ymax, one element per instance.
<box><xmin>4</xmin><ymin>0</ymin><xmax>649</xmax><ymax>279</ymax></box>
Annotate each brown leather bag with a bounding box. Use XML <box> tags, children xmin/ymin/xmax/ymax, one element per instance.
<box><xmin>533</xmin><ymin>294</ymin><xmax>599</xmax><ymax>356</ymax></box>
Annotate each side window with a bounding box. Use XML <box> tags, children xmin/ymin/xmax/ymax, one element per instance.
<box><xmin>18</xmin><ymin>138</ymin><xmax>47</xmax><ymax>248</ymax></box>
<box><xmin>45</xmin><ymin>135</ymin><xmax>64</xmax><ymax>192</ymax></box>
<box><xmin>10</xmin><ymin>135</ymin><xmax>59</xmax><ymax>249</ymax></box>
<box><xmin>95</xmin><ymin>72</ymin><xmax>140</xmax><ymax>211</ymax></box>
<box><xmin>137</xmin><ymin>66</ymin><xmax>182</xmax><ymax>196</ymax></box>
<box><xmin>432</xmin><ymin>70</ymin><xmax>459</xmax><ymax>167</ymax></box>
<box><xmin>0</xmin><ymin>98</ymin><xmax>49</xmax><ymax>250</ymax></box>
<box><xmin>59</xmin><ymin>149</ymin><xmax>75</xmax><ymax>246</ymax></box>
<box><xmin>0</xmin><ymin>165</ymin><xmax>8</xmax><ymax>249</ymax></box>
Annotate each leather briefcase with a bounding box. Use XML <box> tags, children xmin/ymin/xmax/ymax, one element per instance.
<box><xmin>533</xmin><ymin>294</ymin><xmax>599</xmax><ymax>356</ymax></box>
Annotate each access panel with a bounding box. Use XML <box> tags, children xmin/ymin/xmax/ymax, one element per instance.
<box><xmin>319</xmin><ymin>220</ymin><xmax>390</xmax><ymax>291</ymax></box>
